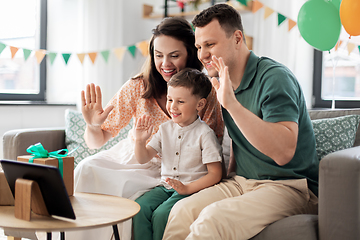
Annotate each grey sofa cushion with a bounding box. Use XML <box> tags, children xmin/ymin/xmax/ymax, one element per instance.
<box><xmin>311</xmin><ymin>115</ymin><xmax>360</xmax><ymax>161</ymax></box>
<box><xmin>251</xmin><ymin>214</ymin><xmax>318</xmax><ymax>240</ymax></box>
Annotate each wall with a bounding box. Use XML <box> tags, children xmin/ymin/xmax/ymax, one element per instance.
<box><xmin>0</xmin><ymin>104</ymin><xmax>77</xmax><ymax>158</ymax></box>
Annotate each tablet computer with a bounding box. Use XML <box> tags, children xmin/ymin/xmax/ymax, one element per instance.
<box><xmin>0</xmin><ymin>159</ymin><xmax>76</xmax><ymax>219</ymax></box>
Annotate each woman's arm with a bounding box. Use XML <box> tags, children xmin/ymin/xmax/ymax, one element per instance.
<box><xmin>81</xmin><ymin>83</ymin><xmax>114</xmax><ymax>149</ymax></box>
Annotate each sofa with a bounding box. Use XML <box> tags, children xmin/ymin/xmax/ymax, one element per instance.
<box><xmin>2</xmin><ymin>108</ymin><xmax>360</xmax><ymax>240</ymax></box>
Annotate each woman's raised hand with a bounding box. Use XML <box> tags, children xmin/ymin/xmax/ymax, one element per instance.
<box><xmin>81</xmin><ymin>83</ymin><xmax>114</xmax><ymax>128</ymax></box>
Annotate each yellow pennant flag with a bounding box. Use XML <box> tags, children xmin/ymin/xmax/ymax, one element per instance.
<box><xmin>35</xmin><ymin>50</ymin><xmax>46</xmax><ymax>64</ymax></box>
<box><xmin>114</xmin><ymin>47</ymin><xmax>126</xmax><ymax>61</ymax></box>
<box><xmin>264</xmin><ymin>7</ymin><xmax>274</xmax><ymax>19</ymax></box>
<box><xmin>252</xmin><ymin>0</ymin><xmax>264</xmax><ymax>13</ymax></box>
<box><xmin>88</xmin><ymin>52</ymin><xmax>97</xmax><ymax>64</ymax></box>
<box><xmin>77</xmin><ymin>53</ymin><xmax>86</xmax><ymax>64</ymax></box>
<box><xmin>347</xmin><ymin>43</ymin><xmax>356</xmax><ymax>55</ymax></box>
<box><xmin>136</xmin><ymin>41</ymin><xmax>149</xmax><ymax>57</ymax></box>
<box><xmin>9</xmin><ymin>46</ymin><xmax>19</xmax><ymax>59</ymax></box>
<box><xmin>288</xmin><ymin>19</ymin><xmax>297</xmax><ymax>32</ymax></box>
<box><xmin>334</xmin><ymin>40</ymin><xmax>343</xmax><ymax>51</ymax></box>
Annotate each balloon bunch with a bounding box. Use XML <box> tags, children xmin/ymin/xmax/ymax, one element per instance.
<box><xmin>297</xmin><ymin>0</ymin><xmax>360</xmax><ymax>52</ymax></box>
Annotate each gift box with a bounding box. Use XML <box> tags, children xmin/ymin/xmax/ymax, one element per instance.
<box><xmin>0</xmin><ymin>170</ymin><xmax>14</xmax><ymax>206</ymax></box>
<box><xmin>17</xmin><ymin>156</ymin><xmax>74</xmax><ymax>196</ymax></box>
<box><xmin>17</xmin><ymin>143</ymin><xmax>74</xmax><ymax>196</ymax></box>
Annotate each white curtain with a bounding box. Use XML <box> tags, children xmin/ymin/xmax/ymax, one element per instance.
<box><xmin>47</xmin><ymin>0</ymin><xmax>156</xmax><ymax>108</ymax></box>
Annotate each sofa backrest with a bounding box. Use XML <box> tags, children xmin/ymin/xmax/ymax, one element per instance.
<box><xmin>308</xmin><ymin>108</ymin><xmax>360</xmax><ymax>147</ymax></box>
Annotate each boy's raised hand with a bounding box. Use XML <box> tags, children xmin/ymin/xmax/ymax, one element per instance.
<box><xmin>81</xmin><ymin>83</ymin><xmax>114</xmax><ymax>127</ymax></box>
<box><xmin>210</xmin><ymin>56</ymin><xmax>237</xmax><ymax>110</ymax></box>
<box><xmin>135</xmin><ymin>115</ymin><xmax>154</xmax><ymax>143</ymax></box>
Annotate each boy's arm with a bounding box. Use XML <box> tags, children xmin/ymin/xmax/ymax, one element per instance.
<box><xmin>134</xmin><ymin>141</ymin><xmax>158</xmax><ymax>164</ymax></box>
<box><xmin>166</xmin><ymin>161</ymin><xmax>222</xmax><ymax>195</ymax></box>
<box><xmin>134</xmin><ymin>115</ymin><xmax>158</xmax><ymax>164</ymax></box>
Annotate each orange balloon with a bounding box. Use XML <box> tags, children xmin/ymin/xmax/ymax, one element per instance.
<box><xmin>340</xmin><ymin>0</ymin><xmax>360</xmax><ymax>36</ymax></box>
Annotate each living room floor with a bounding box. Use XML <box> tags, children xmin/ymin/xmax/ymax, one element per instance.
<box><xmin>0</xmin><ymin>229</ymin><xmax>31</xmax><ymax>240</ymax></box>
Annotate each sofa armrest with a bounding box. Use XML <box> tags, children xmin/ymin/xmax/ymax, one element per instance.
<box><xmin>319</xmin><ymin>146</ymin><xmax>360</xmax><ymax>240</ymax></box>
<box><xmin>3</xmin><ymin>128</ymin><xmax>66</xmax><ymax>160</ymax></box>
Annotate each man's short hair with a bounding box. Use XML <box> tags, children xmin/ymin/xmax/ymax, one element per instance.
<box><xmin>168</xmin><ymin>68</ymin><xmax>212</xmax><ymax>99</ymax></box>
<box><xmin>192</xmin><ymin>3</ymin><xmax>245</xmax><ymax>40</ymax></box>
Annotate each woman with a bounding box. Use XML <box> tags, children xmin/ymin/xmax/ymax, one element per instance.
<box><xmin>71</xmin><ymin>17</ymin><xmax>224</xmax><ymax>240</ymax></box>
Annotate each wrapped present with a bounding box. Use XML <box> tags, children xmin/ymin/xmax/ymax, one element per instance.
<box><xmin>0</xmin><ymin>170</ymin><xmax>14</xmax><ymax>205</ymax></box>
<box><xmin>17</xmin><ymin>143</ymin><xmax>74</xmax><ymax>196</ymax></box>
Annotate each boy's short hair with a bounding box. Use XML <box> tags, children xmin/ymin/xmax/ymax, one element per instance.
<box><xmin>192</xmin><ymin>3</ymin><xmax>245</xmax><ymax>41</ymax></box>
<box><xmin>168</xmin><ymin>68</ymin><xmax>212</xmax><ymax>99</ymax></box>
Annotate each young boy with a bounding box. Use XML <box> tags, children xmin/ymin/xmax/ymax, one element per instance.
<box><xmin>132</xmin><ymin>68</ymin><xmax>223</xmax><ymax>240</ymax></box>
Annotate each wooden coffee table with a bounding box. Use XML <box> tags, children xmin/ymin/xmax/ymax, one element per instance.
<box><xmin>0</xmin><ymin>192</ymin><xmax>140</xmax><ymax>240</ymax></box>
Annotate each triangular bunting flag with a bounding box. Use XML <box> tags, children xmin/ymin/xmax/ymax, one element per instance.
<box><xmin>23</xmin><ymin>49</ymin><xmax>32</xmax><ymax>61</ymax></box>
<box><xmin>347</xmin><ymin>43</ymin><xmax>356</xmax><ymax>55</ymax></box>
<box><xmin>288</xmin><ymin>19</ymin><xmax>296</xmax><ymax>31</ymax></box>
<box><xmin>62</xmin><ymin>53</ymin><xmax>71</xmax><ymax>65</ymax></box>
<box><xmin>0</xmin><ymin>42</ymin><xmax>6</xmax><ymax>54</ymax></box>
<box><xmin>236</xmin><ymin>0</ymin><xmax>247</xmax><ymax>6</ymax></box>
<box><xmin>48</xmin><ymin>52</ymin><xmax>57</xmax><ymax>65</ymax></box>
<box><xmin>128</xmin><ymin>45</ymin><xmax>137</xmax><ymax>58</ymax></box>
<box><xmin>136</xmin><ymin>41</ymin><xmax>149</xmax><ymax>57</ymax></box>
<box><xmin>35</xmin><ymin>50</ymin><xmax>46</xmax><ymax>64</ymax></box>
<box><xmin>252</xmin><ymin>0</ymin><xmax>264</xmax><ymax>13</ymax></box>
<box><xmin>114</xmin><ymin>47</ymin><xmax>126</xmax><ymax>61</ymax></box>
<box><xmin>77</xmin><ymin>53</ymin><xmax>86</xmax><ymax>64</ymax></box>
<box><xmin>100</xmin><ymin>50</ymin><xmax>110</xmax><ymax>63</ymax></box>
<box><xmin>334</xmin><ymin>40</ymin><xmax>343</xmax><ymax>51</ymax></box>
<box><xmin>278</xmin><ymin>13</ymin><xmax>286</xmax><ymax>26</ymax></box>
<box><xmin>264</xmin><ymin>7</ymin><xmax>274</xmax><ymax>19</ymax></box>
<box><xmin>88</xmin><ymin>52</ymin><xmax>97</xmax><ymax>64</ymax></box>
<box><xmin>9</xmin><ymin>46</ymin><xmax>19</xmax><ymax>59</ymax></box>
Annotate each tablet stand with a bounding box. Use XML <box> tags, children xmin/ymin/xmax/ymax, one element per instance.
<box><xmin>14</xmin><ymin>179</ymin><xmax>49</xmax><ymax>221</ymax></box>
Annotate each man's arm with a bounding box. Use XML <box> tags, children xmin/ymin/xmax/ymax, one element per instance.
<box><xmin>211</xmin><ymin>56</ymin><xmax>298</xmax><ymax>166</ymax></box>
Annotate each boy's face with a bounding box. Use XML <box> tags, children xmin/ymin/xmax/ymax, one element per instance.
<box><xmin>166</xmin><ymin>86</ymin><xmax>204</xmax><ymax>127</ymax></box>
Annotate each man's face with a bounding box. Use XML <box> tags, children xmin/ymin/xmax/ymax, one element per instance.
<box><xmin>195</xmin><ymin>19</ymin><xmax>236</xmax><ymax>78</ymax></box>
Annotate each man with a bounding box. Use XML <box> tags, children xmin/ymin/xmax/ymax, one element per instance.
<box><xmin>162</xmin><ymin>3</ymin><xmax>319</xmax><ymax>240</ymax></box>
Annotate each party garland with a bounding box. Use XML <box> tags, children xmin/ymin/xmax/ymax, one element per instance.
<box><xmin>0</xmin><ymin>0</ymin><xmax>359</xmax><ymax>67</ymax></box>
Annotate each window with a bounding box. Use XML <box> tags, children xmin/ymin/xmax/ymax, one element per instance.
<box><xmin>0</xmin><ymin>0</ymin><xmax>47</xmax><ymax>101</ymax></box>
<box><xmin>313</xmin><ymin>48</ymin><xmax>360</xmax><ymax>109</ymax></box>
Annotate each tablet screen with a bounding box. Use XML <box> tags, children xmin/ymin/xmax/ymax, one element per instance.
<box><xmin>0</xmin><ymin>159</ymin><xmax>76</xmax><ymax>219</ymax></box>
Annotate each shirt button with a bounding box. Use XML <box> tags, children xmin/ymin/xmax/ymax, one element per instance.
<box><xmin>178</xmin><ymin>136</ymin><xmax>181</xmax><ymax>139</ymax></box>
<box><xmin>173</xmin><ymin>167</ymin><xmax>177</xmax><ymax>170</ymax></box>
<box><xmin>176</xmin><ymin>152</ymin><xmax>179</xmax><ymax>155</ymax></box>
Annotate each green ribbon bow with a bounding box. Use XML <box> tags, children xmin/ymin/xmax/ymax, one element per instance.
<box><xmin>26</xmin><ymin>142</ymin><xmax>68</xmax><ymax>178</ymax></box>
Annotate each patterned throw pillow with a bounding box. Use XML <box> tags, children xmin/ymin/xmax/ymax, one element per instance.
<box><xmin>65</xmin><ymin>109</ymin><xmax>133</xmax><ymax>168</ymax></box>
<box><xmin>312</xmin><ymin>115</ymin><xmax>360</xmax><ymax>161</ymax></box>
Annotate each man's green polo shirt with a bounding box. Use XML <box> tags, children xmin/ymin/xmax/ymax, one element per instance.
<box><xmin>223</xmin><ymin>51</ymin><xmax>319</xmax><ymax>196</ymax></box>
